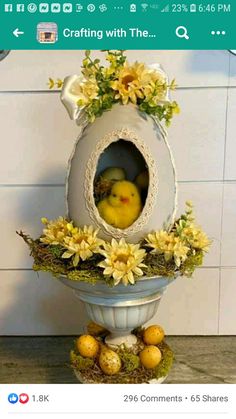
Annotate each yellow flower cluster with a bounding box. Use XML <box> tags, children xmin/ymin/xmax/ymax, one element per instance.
<box><xmin>40</xmin><ymin>217</ymin><xmax>70</xmax><ymax>245</ymax></box>
<box><xmin>39</xmin><ymin>218</ymin><xmax>146</xmax><ymax>282</ymax></box>
<box><xmin>146</xmin><ymin>202</ymin><xmax>211</xmax><ymax>269</ymax></box>
<box><xmin>110</xmin><ymin>62</ymin><xmax>167</xmax><ymax>106</ymax></box>
<box><xmin>38</xmin><ymin>200</ymin><xmax>210</xmax><ymax>284</ymax></box>
<box><xmin>182</xmin><ymin>224</ymin><xmax>211</xmax><ymax>251</ymax></box>
<box><xmin>55</xmin><ymin>50</ymin><xmax>179</xmax><ymax>125</ymax></box>
<box><xmin>40</xmin><ymin>218</ymin><xmax>103</xmax><ymax>267</ymax></box>
<box><xmin>175</xmin><ymin>201</ymin><xmax>211</xmax><ymax>252</ymax></box>
<box><xmin>146</xmin><ymin>230</ymin><xmax>189</xmax><ymax>267</ymax></box>
<box><xmin>98</xmin><ymin>238</ymin><xmax>147</xmax><ymax>286</ymax></box>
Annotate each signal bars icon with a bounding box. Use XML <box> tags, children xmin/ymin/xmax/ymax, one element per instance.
<box><xmin>161</xmin><ymin>4</ymin><xmax>170</xmax><ymax>13</ymax></box>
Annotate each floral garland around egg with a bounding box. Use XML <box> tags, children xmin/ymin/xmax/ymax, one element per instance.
<box><xmin>18</xmin><ymin>201</ymin><xmax>211</xmax><ymax>287</ymax></box>
<box><xmin>49</xmin><ymin>50</ymin><xmax>180</xmax><ymax>126</ymax></box>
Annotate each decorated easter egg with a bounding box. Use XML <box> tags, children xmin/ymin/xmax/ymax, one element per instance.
<box><xmin>99</xmin><ymin>347</ymin><xmax>122</xmax><ymax>375</ymax></box>
<box><xmin>67</xmin><ymin>103</ymin><xmax>177</xmax><ymax>242</ymax></box>
<box><xmin>76</xmin><ymin>335</ymin><xmax>100</xmax><ymax>358</ymax></box>
<box><xmin>139</xmin><ymin>345</ymin><xmax>162</xmax><ymax>369</ymax></box>
<box><xmin>143</xmin><ymin>325</ymin><xmax>165</xmax><ymax>345</ymax></box>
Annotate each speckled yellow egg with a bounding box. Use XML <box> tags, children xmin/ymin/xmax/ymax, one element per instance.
<box><xmin>139</xmin><ymin>345</ymin><xmax>162</xmax><ymax>369</ymax></box>
<box><xmin>76</xmin><ymin>335</ymin><xmax>100</xmax><ymax>358</ymax></box>
<box><xmin>100</xmin><ymin>167</ymin><xmax>126</xmax><ymax>181</ymax></box>
<box><xmin>87</xmin><ymin>322</ymin><xmax>108</xmax><ymax>337</ymax></box>
<box><xmin>135</xmin><ymin>170</ymin><xmax>149</xmax><ymax>190</ymax></box>
<box><xmin>143</xmin><ymin>325</ymin><xmax>165</xmax><ymax>345</ymax></box>
<box><xmin>99</xmin><ymin>348</ymin><xmax>121</xmax><ymax>375</ymax></box>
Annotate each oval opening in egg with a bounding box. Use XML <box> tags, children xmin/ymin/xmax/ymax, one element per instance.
<box><xmin>94</xmin><ymin>139</ymin><xmax>149</xmax><ymax>230</ymax></box>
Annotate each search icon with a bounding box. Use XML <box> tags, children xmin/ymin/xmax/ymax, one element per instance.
<box><xmin>176</xmin><ymin>26</ymin><xmax>189</xmax><ymax>40</ymax></box>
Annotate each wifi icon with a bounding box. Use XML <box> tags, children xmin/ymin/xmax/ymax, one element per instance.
<box><xmin>141</xmin><ymin>3</ymin><xmax>148</xmax><ymax>11</ymax></box>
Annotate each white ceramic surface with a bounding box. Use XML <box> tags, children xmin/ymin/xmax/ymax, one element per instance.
<box><xmin>67</xmin><ymin>103</ymin><xmax>177</xmax><ymax>242</ymax></box>
<box><xmin>60</xmin><ymin>275</ymin><xmax>175</xmax><ymax>346</ymax></box>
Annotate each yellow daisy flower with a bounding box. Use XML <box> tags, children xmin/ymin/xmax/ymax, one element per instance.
<box><xmin>182</xmin><ymin>224</ymin><xmax>211</xmax><ymax>251</ymax></box>
<box><xmin>146</xmin><ymin>230</ymin><xmax>189</xmax><ymax>267</ymax></box>
<box><xmin>110</xmin><ymin>62</ymin><xmax>152</xmax><ymax>105</ymax></box>
<box><xmin>62</xmin><ymin>225</ymin><xmax>104</xmax><ymax>267</ymax></box>
<box><xmin>40</xmin><ymin>217</ymin><xmax>71</xmax><ymax>245</ymax></box>
<box><xmin>98</xmin><ymin>238</ymin><xmax>147</xmax><ymax>286</ymax></box>
<box><xmin>143</xmin><ymin>71</ymin><xmax>168</xmax><ymax>104</ymax></box>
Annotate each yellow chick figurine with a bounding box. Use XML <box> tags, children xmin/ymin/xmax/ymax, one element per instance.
<box><xmin>97</xmin><ymin>180</ymin><xmax>142</xmax><ymax>229</ymax></box>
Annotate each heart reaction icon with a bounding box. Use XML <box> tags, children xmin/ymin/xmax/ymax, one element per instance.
<box><xmin>19</xmin><ymin>393</ymin><xmax>29</xmax><ymax>404</ymax></box>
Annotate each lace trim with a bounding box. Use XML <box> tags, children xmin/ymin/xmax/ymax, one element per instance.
<box><xmin>84</xmin><ymin>128</ymin><xmax>158</xmax><ymax>238</ymax></box>
<box><xmin>66</xmin><ymin>118</ymin><xmax>178</xmax><ymax>237</ymax></box>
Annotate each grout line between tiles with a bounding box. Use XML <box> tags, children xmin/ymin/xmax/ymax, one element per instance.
<box><xmin>217</xmin><ymin>54</ymin><xmax>231</xmax><ymax>334</ymax></box>
<box><xmin>1</xmin><ymin>86</ymin><xmax>236</xmax><ymax>94</ymax></box>
<box><xmin>0</xmin><ymin>184</ymin><xmax>65</xmax><ymax>188</ymax></box>
<box><xmin>0</xmin><ymin>180</ymin><xmax>235</xmax><ymax>188</ymax></box>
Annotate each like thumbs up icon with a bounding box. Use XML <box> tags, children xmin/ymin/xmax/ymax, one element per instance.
<box><xmin>8</xmin><ymin>393</ymin><xmax>18</xmax><ymax>404</ymax></box>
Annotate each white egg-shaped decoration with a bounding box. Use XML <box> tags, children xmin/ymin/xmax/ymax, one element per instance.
<box><xmin>66</xmin><ymin>103</ymin><xmax>177</xmax><ymax>242</ymax></box>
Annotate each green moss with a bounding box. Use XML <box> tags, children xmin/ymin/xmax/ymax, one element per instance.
<box><xmin>154</xmin><ymin>341</ymin><xmax>174</xmax><ymax>378</ymax></box>
<box><xmin>144</xmin><ymin>253</ymin><xmax>177</xmax><ymax>278</ymax></box>
<box><xmin>33</xmin><ymin>263</ymin><xmax>103</xmax><ymax>284</ymax></box>
<box><xmin>180</xmin><ymin>250</ymin><xmax>203</xmax><ymax>277</ymax></box>
<box><xmin>48</xmin><ymin>245</ymin><xmax>65</xmax><ymax>258</ymax></box>
<box><xmin>70</xmin><ymin>350</ymin><xmax>94</xmax><ymax>370</ymax></box>
<box><xmin>17</xmin><ymin>230</ymin><xmax>205</xmax><ymax>286</ymax></box>
<box><xmin>119</xmin><ymin>351</ymin><xmax>140</xmax><ymax>372</ymax></box>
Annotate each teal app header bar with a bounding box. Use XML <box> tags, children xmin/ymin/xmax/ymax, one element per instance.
<box><xmin>0</xmin><ymin>1</ymin><xmax>235</xmax><ymax>49</ymax></box>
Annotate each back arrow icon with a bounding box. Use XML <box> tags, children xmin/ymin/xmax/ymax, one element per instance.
<box><xmin>13</xmin><ymin>28</ymin><xmax>24</xmax><ymax>37</ymax></box>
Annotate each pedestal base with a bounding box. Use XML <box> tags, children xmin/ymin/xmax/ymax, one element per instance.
<box><xmin>105</xmin><ymin>332</ymin><xmax>137</xmax><ymax>348</ymax></box>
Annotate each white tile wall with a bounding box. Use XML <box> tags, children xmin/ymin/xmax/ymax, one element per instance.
<box><xmin>0</xmin><ymin>271</ymin><xmax>87</xmax><ymax>335</ymax></box>
<box><xmin>0</xmin><ymin>50</ymin><xmax>230</xmax><ymax>91</ymax></box>
<box><xmin>151</xmin><ymin>269</ymin><xmax>220</xmax><ymax>335</ymax></box>
<box><xmin>0</xmin><ymin>50</ymin><xmax>235</xmax><ymax>335</ymax></box>
<box><xmin>0</xmin><ymin>187</ymin><xmax>65</xmax><ymax>268</ymax></box>
<box><xmin>169</xmin><ymin>88</ymin><xmax>227</xmax><ymax>181</ymax></box>
<box><xmin>0</xmin><ymin>94</ymin><xmax>79</xmax><ymax>184</ymax></box>
<box><xmin>221</xmin><ymin>183</ymin><xmax>236</xmax><ymax>267</ymax></box>
<box><xmin>229</xmin><ymin>52</ymin><xmax>236</xmax><ymax>86</ymax></box>
<box><xmin>224</xmin><ymin>89</ymin><xmax>236</xmax><ymax>180</ymax></box>
<box><xmin>219</xmin><ymin>269</ymin><xmax>236</xmax><ymax>334</ymax></box>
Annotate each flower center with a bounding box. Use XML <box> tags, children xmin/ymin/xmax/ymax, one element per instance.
<box><xmin>121</xmin><ymin>74</ymin><xmax>135</xmax><ymax>89</ymax></box>
<box><xmin>76</xmin><ymin>234</ymin><xmax>87</xmax><ymax>244</ymax></box>
<box><xmin>115</xmin><ymin>253</ymin><xmax>129</xmax><ymax>264</ymax></box>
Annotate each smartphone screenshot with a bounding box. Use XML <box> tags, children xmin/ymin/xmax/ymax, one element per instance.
<box><xmin>0</xmin><ymin>1</ymin><xmax>235</xmax><ymax>418</ymax></box>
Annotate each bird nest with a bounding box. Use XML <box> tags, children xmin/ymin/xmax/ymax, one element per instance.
<box><xmin>17</xmin><ymin>201</ymin><xmax>210</xmax><ymax>287</ymax></box>
<box><xmin>70</xmin><ymin>327</ymin><xmax>174</xmax><ymax>384</ymax></box>
<box><xmin>17</xmin><ymin>232</ymin><xmax>204</xmax><ymax>287</ymax></box>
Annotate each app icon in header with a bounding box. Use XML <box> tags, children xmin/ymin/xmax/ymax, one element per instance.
<box><xmin>37</xmin><ymin>22</ymin><xmax>58</xmax><ymax>43</ymax></box>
